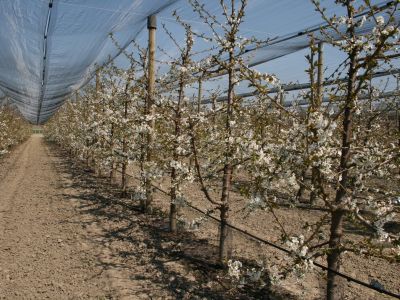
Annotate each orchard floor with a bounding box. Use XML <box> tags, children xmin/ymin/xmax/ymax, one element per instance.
<box><xmin>0</xmin><ymin>135</ymin><xmax>114</xmax><ymax>299</ymax></box>
<box><xmin>0</xmin><ymin>135</ymin><xmax>274</xmax><ymax>299</ymax></box>
<box><xmin>1</xmin><ymin>135</ymin><xmax>398</xmax><ymax>300</ymax></box>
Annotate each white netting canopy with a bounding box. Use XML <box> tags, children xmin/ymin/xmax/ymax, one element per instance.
<box><xmin>0</xmin><ymin>0</ymin><xmax>397</xmax><ymax>123</ymax></box>
<box><xmin>0</xmin><ymin>0</ymin><xmax>178</xmax><ymax>124</ymax></box>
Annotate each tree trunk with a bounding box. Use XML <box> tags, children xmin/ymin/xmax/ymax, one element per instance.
<box><xmin>326</xmin><ymin>28</ymin><xmax>357</xmax><ymax>300</ymax></box>
<box><xmin>219</xmin><ymin>50</ymin><xmax>234</xmax><ymax>264</ymax></box>
<box><xmin>296</xmin><ymin>169</ymin><xmax>306</xmax><ymax>202</ymax></box>
<box><xmin>170</xmin><ymin>77</ymin><xmax>184</xmax><ymax>233</ymax></box>
<box><xmin>219</xmin><ymin>204</ymin><xmax>230</xmax><ymax>261</ymax></box>
<box><xmin>327</xmin><ymin>209</ymin><xmax>345</xmax><ymax>300</ymax></box>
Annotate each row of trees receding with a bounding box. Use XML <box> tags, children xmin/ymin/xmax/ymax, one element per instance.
<box><xmin>44</xmin><ymin>1</ymin><xmax>400</xmax><ymax>299</ymax></box>
<box><xmin>0</xmin><ymin>105</ymin><xmax>31</xmax><ymax>155</ymax></box>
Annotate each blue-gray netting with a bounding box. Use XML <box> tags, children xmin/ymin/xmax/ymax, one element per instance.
<box><xmin>0</xmin><ymin>0</ymin><xmax>178</xmax><ymax>124</ymax></box>
<box><xmin>0</xmin><ymin>0</ymin><xmax>397</xmax><ymax>124</ymax></box>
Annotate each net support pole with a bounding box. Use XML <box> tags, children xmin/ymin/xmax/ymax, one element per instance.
<box><xmin>95</xmin><ymin>70</ymin><xmax>100</xmax><ymax>95</ymax></box>
<box><xmin>310</xmin><ymin>41</ymin><xmax>324</xmax><ymax>205</ymax></box>
<box><xmin>316</xmin><ymin>42</ymin><xmax>324</xmax><ymax>105</ymax></box>
<box><xmin>144</xmin><ymin>14</ymin><xmax>157</xmax><ymax>213</ymax></box>
<box><xmin>197</xmin><ymin>77</ymin><xmax>202</xmax><ymax>113</ymax></box>
<box><xmin>397</xmin><ymin>79</ymin><xmax>400</xmax><ymax>159</ymax></box>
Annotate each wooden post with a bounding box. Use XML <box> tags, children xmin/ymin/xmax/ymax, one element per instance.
<box><xmin>316</xmin><ymin>42</ymin><xmax>324</xmax><ymax>106</ymax></box>
<box><xmin>188</xmin><ymin>78</ymin><xmax>202</xmax><ymax>177</ymax></box>
<box><xmin>197</xmin><ymin>77</ymin><xmax>202</xmax><ymax>113</ymax></box>
<box><xmin>77</xmin><ymin>90</ymin><xmax>92</xmax><ymax>167</ymax></box>
<box><xmin>121</xmin><ymin>96</ymin><xmax>128</xmax><ymax>195</ymax></box>
<box><xmin>310</xmin><ymin>41</ymin><xmax>324</xmax><ymax>205</ymax></box>
<box><xmin>278</xmin><ymin>92</ymin><xmax>284</xmax><ymax>132</ymax></box>
<box><xmin>144</xmin><ymin>14</ymin><xmax>157</xmax><ymax>213</ymax></box>
<box><xmin>94</xmin><ymin>70</ymin><xmax>101</xmax><ymax>176</ymax></box>
<box><xmin>363</xmin><ymin>79</ymin><xmax>374</xmax><ymax>146</ymax></box>
<box><xmin>96</xmin><ymin>70</ymin><xmax>100</xmax><ymax>94</ymax></box>
<box><xmin>397</xmin><ymin>103</ymin><xmax>400</xmax><ymax>176</ymax></box>
<box><xmin>396</xmin><ymin>79</ymin><xmax>400</xmax><ymax>159</ymax></box>
<box><xmin>109</xmin><ymin>123</ymin><xmax>116</xmax><ymax>183</ymax></box>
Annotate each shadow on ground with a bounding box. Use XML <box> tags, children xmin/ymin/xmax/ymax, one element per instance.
<box><xmin>47</xmin><ymin>142</ymin><xmax>287</xmax><ymax>300</ymax></box>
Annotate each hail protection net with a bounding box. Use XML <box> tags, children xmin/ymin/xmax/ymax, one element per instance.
<box><xmin>0</xmin><ymin>0</ymin><xmax>397</xmax><ymax>123</ymax></box>
<box><xmin>0</xmin><ymin>0</ymin><xmax>178</xmax><ymax>124</ymax></box>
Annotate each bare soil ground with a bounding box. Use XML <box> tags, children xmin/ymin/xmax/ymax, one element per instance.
<box><xmin>117</xmin><ymin>163</ymin><xmax>400</xmax><ymax>300</ymax></box>
<box><xmin>0</xmin><ymin>135</ymin><xmax>114</xmax><ymax>299</ymax></box>
<box><xmin>1</xmin><ymin>135</ymin><xmax>283</xmax><ymax>299</ymax></box>
<box><xmin>1</xmin><ymin>135</ymin><xmax>397</xmax><ymax>299</ymax></box>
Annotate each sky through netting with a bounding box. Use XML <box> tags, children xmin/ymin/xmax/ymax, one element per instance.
<box><xmin>0</xmin><ymin>0</ymin><xmax>397</xmax><ymax>123</ymax></box>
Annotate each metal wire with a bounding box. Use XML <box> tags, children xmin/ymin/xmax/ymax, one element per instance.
<box><xmin>112</xmin><ymin>165</ymin><xmax>400</xmax><ymax>299</ymax></box>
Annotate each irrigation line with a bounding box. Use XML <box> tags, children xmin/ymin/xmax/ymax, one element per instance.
<box><xmin>74</xmin><ymin>152</ymin><xmax>400</xmax><ymax>298</ymax></box>
<box><xmin>182</xmin><ymin>203</ymin><xmax>400</xmax><ymax>299</ymax></box>
<box><xmin>110</xmin><ymin>164</ymin><xmax>400</xmax><ymax>299</ymax></box>
<box><xmin>114</xmin><ymin>166</ymin><xmax>169</xmax><ymax>195</ymax></box>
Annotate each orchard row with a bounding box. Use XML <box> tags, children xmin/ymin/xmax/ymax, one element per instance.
<box><xmin>44</xmin><ymin>1</ymin><xmax>400</xmax><ymax>299</ymax></box>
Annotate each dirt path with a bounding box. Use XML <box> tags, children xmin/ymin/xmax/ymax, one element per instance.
<box><xmin>0</xmin><ymin>135</ymin><xmax>246</xmax><ymax>300</ymax></box>
<box><xmin>0</xmin><ymin>135</ymin><xmax>113</xmax><ymax>299</ymax></box>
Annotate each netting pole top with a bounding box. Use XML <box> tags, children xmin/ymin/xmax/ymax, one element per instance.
<box><xmin>147</xmin><ymin>15</ymin><xmax>157</xmax><ymax>30</ymax></box>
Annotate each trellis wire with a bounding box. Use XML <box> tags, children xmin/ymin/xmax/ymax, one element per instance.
<box><xmin>111</xmin><ymin>164</ymin><xmax>400</xmax><ymax>299</ymax></box>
